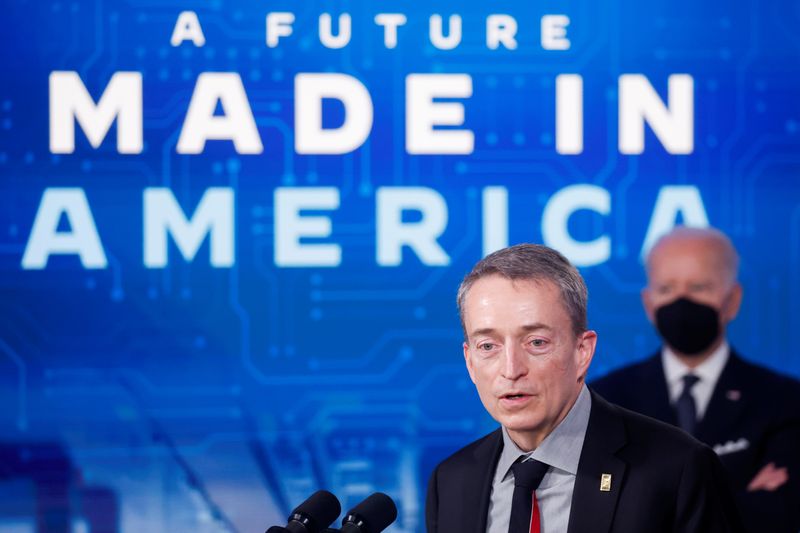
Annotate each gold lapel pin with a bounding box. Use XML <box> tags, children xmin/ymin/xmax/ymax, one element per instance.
<box><xmin>600</xmin><ymin>473</ymin><xmax>612</xmax><ymax>492</ymax></box>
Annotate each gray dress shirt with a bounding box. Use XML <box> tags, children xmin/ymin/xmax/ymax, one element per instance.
<box><xmin>486</xmin><ymin>384</ymin><xmax>592</xmax><ymax>533</ymax></box>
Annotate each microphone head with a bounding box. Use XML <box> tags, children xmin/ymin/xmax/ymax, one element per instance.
<box><xmin>342</xmin><ymin>492</ymin><xmax>398</xmax><ymax>533</ymax></box>
<box><xmin>290</xmin><ymin>489</ymin><xmax>342</xmax><ymax>531</ymax></box>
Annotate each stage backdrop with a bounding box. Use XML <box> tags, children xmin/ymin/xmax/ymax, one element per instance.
<box><xmin>2</xmin><ymin>0</ymin><xmax>800</xmax><ymax>531</ymax></box>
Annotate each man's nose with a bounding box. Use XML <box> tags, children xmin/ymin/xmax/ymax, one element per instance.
<box><xmin>501</xmin><ymin>344</ymin><xmax>527</xmax><ymax>380</ymax></box>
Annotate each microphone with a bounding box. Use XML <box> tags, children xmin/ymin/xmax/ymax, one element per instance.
<box><xmin>266</xmin><ymin>490</ymin><xmax>342</xmax><ymax>533</ymax></box>
<box><xmin>340</xmin><ymin>492</ymin><xmax>398</xmax><ymax>533</ymax></box>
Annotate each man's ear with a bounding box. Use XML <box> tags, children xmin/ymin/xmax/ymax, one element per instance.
<box><xmin>463</xmin><ymin>342</ymin><xmax>476</xmax><ymax>384</ymax></box>
<box><xmin>722</xmin><ymin>283</ymin><xmax>743</xmax><ymax>324</ymax></box>
<box><xmin>576</xmin><ymin>330</ymin><xmax>597</xmax><ymax>380</ymax></box>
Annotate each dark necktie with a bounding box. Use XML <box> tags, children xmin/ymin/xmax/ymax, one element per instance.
<box><xmin>675</xmin><ymin>374</ymin><xmax>701</xmax><ymax>435</ymax></box>
<box><xmin>509</xmin><ymin>458</ymin><xmax>549</xmax><ymax>533</ymax></box>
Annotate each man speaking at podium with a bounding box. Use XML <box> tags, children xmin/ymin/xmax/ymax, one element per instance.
<box><xmin>426</xmin><ymin>244</ymin><xmax>743</xmax><ymax>533</ymax></box>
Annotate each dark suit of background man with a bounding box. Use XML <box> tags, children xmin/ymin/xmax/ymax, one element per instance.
<box><xmin>426</xmin><ymin>244</ymin><xmax>743</xmax><ymax>533</ymax></box>
<box><xmin>593</xmin><ymin>226</ymin><xmax>800</xmax><ymax>533</ymax></box>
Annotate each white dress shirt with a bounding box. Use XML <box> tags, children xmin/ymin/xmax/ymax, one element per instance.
<box><xmin>662</xmin><ymin>341</ymin><xmax>729</xmax><ymax>420</ymax></box>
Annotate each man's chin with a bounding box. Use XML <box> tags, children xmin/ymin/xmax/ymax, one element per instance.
<box><xmin>497</xmin><ymin>415</ymin><xmax>543</xmax><ymax>435</ymax></box>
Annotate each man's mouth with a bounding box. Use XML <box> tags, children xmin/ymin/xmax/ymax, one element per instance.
<box><xmin>500</xmin><ymin>392</ymin><xmax>532</xmax><ymax>402</ymax></box>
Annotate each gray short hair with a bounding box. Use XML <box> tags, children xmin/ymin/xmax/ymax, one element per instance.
<box><xmin>457</xmin><ymin>244</ymin><xmax>588</xmax><ymax>338</ymax></box>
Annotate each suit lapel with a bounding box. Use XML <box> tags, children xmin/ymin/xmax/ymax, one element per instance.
<box><xmin>695</xmin><ymin>351</ymin><xmax>747</xmax><ymax>444</ymax></box>
<box><xmin>459</xmin><ymin>429</ymin><xmax>503</xmax><ymax>532</ymax></box>
<box><xmin>567</xmin><ymin>392</ymin><xmax>627</xmax><ymax>533</ymax></box>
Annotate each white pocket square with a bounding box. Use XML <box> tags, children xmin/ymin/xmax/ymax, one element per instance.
<box><xmin>713</xmin><ymin>438</ymin><xmax>750</xmax><ymax>456</ymax></box>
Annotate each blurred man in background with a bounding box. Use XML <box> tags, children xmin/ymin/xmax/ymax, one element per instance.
<box><xmin>592</xmin><ymin>226</ymin><xmax>800</xmax><ymax>532</ymax></box>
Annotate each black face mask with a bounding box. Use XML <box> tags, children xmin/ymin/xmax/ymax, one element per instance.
<box><xmin>655</xmin><ymin>297</ymin><xmax>720</xmax><ymax>356</ymax></box>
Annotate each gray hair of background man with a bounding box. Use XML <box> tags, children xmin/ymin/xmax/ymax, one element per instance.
<box><xmin>645</xmin><ymin>226</ymin><xmax>740</xmax><ymax>286</ymax></box>
<box><xmin>456</xmin><ymin>243</ymin><xmax>589</xmax><ymax>339</ymax></box>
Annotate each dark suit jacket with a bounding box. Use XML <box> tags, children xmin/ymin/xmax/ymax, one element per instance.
<box><xmin>426</xmin><ymin>391</ymin><xmax>743</xmax><ymax>533</ymax></box>
<box><xmin>592</xmin><ymin>350</ymin><xmax>800</xmax><ymax>533</ymax></box>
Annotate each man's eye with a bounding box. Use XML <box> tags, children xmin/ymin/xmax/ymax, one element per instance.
<box><xmin>478</xmin><ymin>343</ymin><xmax>494</xmax><ymax>351</ymax></box>
<box><xmin>530</xmin><ymin>339</ymin><xmax>546</xmax><ymax>347</ymax></box>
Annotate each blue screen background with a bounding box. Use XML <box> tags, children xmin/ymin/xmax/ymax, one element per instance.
<box><xmin>1</xmin><ymin>0</ymin><xmax>799</xmax><ymax>531</ymax></box>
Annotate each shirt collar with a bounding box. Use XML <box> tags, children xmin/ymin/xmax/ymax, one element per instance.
<box><xmin>496</xmin><ymin>384</ymin><xmax>592</xmax><ymax>481</ymax></box>
<box><xmin>662</xmin><ymin>340</ymin><xmax>729</xmax><ymax>388</ymax></box>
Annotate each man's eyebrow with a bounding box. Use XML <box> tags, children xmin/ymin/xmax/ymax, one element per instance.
<box><xmin>469</xmin><ymin>323</ymin><xmax>553</xmax><ymax>338</ymax></box>
<box><xmin>519</xmin><ymin>323</ymin><xmax>553</xmax><ymax>333</ymax></box>
<box><xmin>470</xmin><ymin>328</ymin><xmax>498</xmax><ymax>338</ymax></box>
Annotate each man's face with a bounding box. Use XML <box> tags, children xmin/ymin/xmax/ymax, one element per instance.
<box><xmin>643</xmin><ymin>235</ymin><xmax>742</xmax><ymax>327</ymax></box>
<box><xmin>461</xmin><ymin>275</ymin><xmax>596</xmax><ymax>451</ymax></box>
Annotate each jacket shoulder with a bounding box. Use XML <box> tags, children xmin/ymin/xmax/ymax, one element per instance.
<box><xmin>427</xmin><ymin>429</ymin><xmax>502</xmax><ymax>533</ymax></box>
<box><xmin>620</xmin><ymin>402</ymin><xmax>701</xmax><ymax>447</ymax></box>
<box><xmin>593</xmin><ymin>393</ymin><xmax>707</xmax><ymax>460</ymax></box>
<box><xmin>591</xmin><ymin>354</ymin><xmax>660</xmax><ymax>399</ymax></box>
<box><xmin>726</xmin><ymin>353</ymin><xmax>800</xmax><ymax>412</ymax></box>
<box><xmin>435</xmin><ymin>429</ymin><xmax>501</xmax><ymax>474</ymax></box>
<box><xmin>731</xmin><ymin>353</ymin><xmax>800</xmax><ymax>389</ymax></box>
<box><xmin>585</xmin><ymin>392</ymin><xmax>708</xmax><ymax>468</ymax></box>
